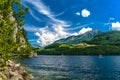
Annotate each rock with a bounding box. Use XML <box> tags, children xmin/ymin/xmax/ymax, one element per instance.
<box><xmin>10</xmin><ymin>75</ymin><xmax>23</xmax><ymax>80</ymax></box>
<box><xmin>30</xmin><ymin>51</ymin><xmax>37</xmax><ymax>57</ymax></box>
<box><xmin>0</xmin><ymin>60</ymin><xmax>34</xmax><ymax>80</ymax></box>
<box><xmin>7</xmin><ymin>60</ymin><xmax>13</xmax><ymax>64</ymax></box>
<box><xmin>0</xmin><ymin>72</ymin><xmax>8</xmax><ymax>80</ymax></box>
<box><xmin>15</xmin><ymin>63</ymin><xmax>20</xmax><ymax>68</ymax></box>
<box><xmin>0</xmin><ymin>78</ymin><xmax>2</xmax><ymax>80</ymax></box>
<box><xmin>6</xmin><ymin>60</ymin><xmax>15</xmax><ymax>67</ymax></box>
<box><xmin>24</xmin><ymin>74</ymin><xmax>34</xmax><ymax>80</ymax></box>
<box><xmin>28</xmin><ymin>74</ymin><xmax>34</xmax><ymax>79</ymax></box>
<box><xmin>9</xmin><ymin>70</ymin><xmax>18</xmax><ymax>76</ymax></box>
<box><xmin>0</xmin><ymin>58</ymin><xmax>4</xmax><ymax>63</ymax></box>
<box><xmin>3</xmin><ymin>69</ymin><xmax>10</xmax><ymax>78</ymax></box>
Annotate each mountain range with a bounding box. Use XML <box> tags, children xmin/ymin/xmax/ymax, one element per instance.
<box><xmin>55</xmin><ymin>30</ymin><xmax>101</xmax><ymax>44</ymax></box>
<box><xmin>38</xmin><ymin>30</ymin><xmax>120</xmax><ymax>55</ymax></box>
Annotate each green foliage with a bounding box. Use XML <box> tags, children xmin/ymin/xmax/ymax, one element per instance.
<box><xmin>38</xmin><ymin>43</ymin><xmax>120</xmax><ymax>55</ymax></box>
<box><xmin>13</xmin><ymin>0</ymin><xmax>29</xmax><ymax>27</ymax></box>
<box><xmin>45</xmin><ymin>43</ymin><xmax>61</xmax><ymax>49</ymax></box>
<box><xmin>89</xmin><ymin>31</ymin><xmax>120</xmax><ymax>45</ymax></box>
<box><xmin>0</xmin><ymin>0</ymin><xmax>32</xmax><ymax>61</ymax></box>
<box><xmin>0</xmin><ymin>15</ymin><xmax>17</xmax><ymax>60</ymax></box>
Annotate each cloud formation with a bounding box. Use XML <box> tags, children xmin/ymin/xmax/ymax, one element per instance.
<box><xmin>76</xmin><ymin>12</ymin><xmax>80</xmax><ymax>16</ymax></box>
<box><xmin>72</xmin><ymin>27</ymin><xmax>92</xmax><ymax>36</ymax></box>
<box><xmin>35</xmin><ymin>26</ymin><xmax>69</xmax><ymax>46</ymax></box>
<box><xmin>22</xmin><ymin>0</ymin><xmax>68</xmax><ymax>25</ymax></box>
<box><xmin>22</xmin><ymin>0</ymin><xmax>71</xmax><ymax>46</ymax></box>
<box><xmin>79</xmin><ymin>27</ymin><xmax>92</xmax><ymax>34</ymax></box>
<box><xmin>22</xmin><ymin>0</ymin><xmax>92</xmax><ymax>46</ymax></box>
<box><xmin>23</xmin><ymin>25</ymin><xmax>40</xmax><ymax>32</ymax></box>
<box><xmin>81</xmin><ymin>9</ymin><xmax>90</xmax><ymax>17</ymax></box>
<box><xmin>112</xmin><ymin>22</ymin><xmax>120</xmax><ymax>30</ymax></box>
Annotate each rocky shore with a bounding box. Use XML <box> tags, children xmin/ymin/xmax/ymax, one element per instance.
<box><xmin>0</xmin><ymin>60</ymin><xmax>34</xmax><ymax>80</ymax></box>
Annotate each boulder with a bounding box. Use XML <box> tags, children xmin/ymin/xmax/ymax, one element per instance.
<box><xmin>10</xmin><ymin>75</ymin><xmax>23</xmax><ymax>80</ymax></box>
<box><xmin>0</xmin><ymin>72</ymin><xmax>8</xmax><ymax>80</ymax></box>
<box><xmin>0</xmin><ymin>60</ymin><xmax>34</xmax><ymax>80</ymax></box>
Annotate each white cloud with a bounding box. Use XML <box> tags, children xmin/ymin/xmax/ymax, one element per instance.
<box><xmin>29</xmin><ymin>10</ymin><xmax>42</xmax><ymax>22</ymax></box>
<box><xmin>79</xmin><ymin>27</ymin><xmax>92</xmax><ymax>34</ymax></box>
<box><xmin>112</xmin><ymin>22</ymin><xmax>120</xmax><ymax>30</ymax></box>
<box><xmin>22</xmin><ymin>0</ymin><xmax>93</xmax><ymax>46</ymax></box>
<box><xmin>71</xmin><ymin>32</ymin><xmax>79</xmax><ymax>36</ymax></box>
<box><xmin>55</xmin><ymin>9</ymin><xmax>68</xmax><ymax>17</ymax></box>
<box><xmin>109</xmin><ymin>18</ymin><xmax>115</xmax><ymax>21</ymax></box>
<box><xmin>76</xmin><ymin>12</ymin><xmax>80</xmax><ymax>16</ymax></box>
<box><xmin>22</xmin><ymin>0</ymin><xmax>71</xmax><ymax>46</ymax></box>
<box><xmin>35</xmin><ymin>26</ymin><xmax>69</xmax><ymax>46</ymax></box>
<box><xmin>24</xmin><ymin>26</ymin><xmax>41</xmax><ymax>32</ymax></box>
<box><xmin>72</xmin><ymin>27</ymin><xmax>92</xmax><ymax>36</ymax></box>
<box><xmin>35</xmin><ymin>32</ymin><xmax>41</xmax><ymax>37</ymax></box>
<box><xmin>22</xmin><ymin>0</ymin><xmax>68</xmax><ymax>25</ymax></box>
<box><xmin>81</xmin><ymin>9</ymin><xmax>90</xmax><ymax>17</ymax></box>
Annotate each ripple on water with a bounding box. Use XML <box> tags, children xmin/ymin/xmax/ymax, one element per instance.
<box><xmin>17</xmin><ymin>55</ymin><xmax>120</xmax><ymax>80</ymax></box>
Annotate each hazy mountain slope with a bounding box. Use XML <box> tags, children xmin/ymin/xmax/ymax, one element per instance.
<box><xmin>55</xmin><ymin>30</ymin><xmax>101</xmax><ymax>44</ymax></box>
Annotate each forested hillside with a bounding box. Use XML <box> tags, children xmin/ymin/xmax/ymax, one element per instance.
<box><xmin>0</xmin><ymin>0</ymin><xmax>35</xmax><ymax>63</ymax></box>
<box><xmin>89</xmin><ymin>31</ymin><xmax>120</xmax><ymax>45</ymax></box>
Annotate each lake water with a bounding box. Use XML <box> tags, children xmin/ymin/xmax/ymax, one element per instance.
<box><xmin>17</xmin><ymin>55</ymin><xmax>120</xmax><ymax>80</ymax></box>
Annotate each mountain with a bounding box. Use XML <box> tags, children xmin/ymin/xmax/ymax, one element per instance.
<box><xmin>89</xmin><ymin>31</ymin><xmax>120</xmax><ymax>45</ymax></box>
<box><xmin>55</xmin><ymin>30</ymin><xmax>101</xmax><ymax>44</ymax></box>
<box><xmin>38</xmin><ymin>31</ymin><xmax>120</xmax><ymax>55</ymax></box>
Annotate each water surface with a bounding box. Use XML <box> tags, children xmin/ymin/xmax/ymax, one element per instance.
<box><xmin>17</xmin><ymin>55</ymin><xmax>120</xmax><ymax>80</ymax></box>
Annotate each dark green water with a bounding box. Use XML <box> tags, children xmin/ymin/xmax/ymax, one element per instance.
<box><xmin>17</xmin><ymin>55</ymin><xmax>120</xmax><ymax>80</ymax></box>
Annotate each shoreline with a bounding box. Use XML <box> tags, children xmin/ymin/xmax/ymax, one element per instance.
<box><xmin>0</xmin><ymin>59</ymin><xmax>34</xmax><ymax>80</ymax></box>
<box><xmin>37</xmin><ymin>54</ymin><xmax>120</xmax><ymax>56</ymax></box>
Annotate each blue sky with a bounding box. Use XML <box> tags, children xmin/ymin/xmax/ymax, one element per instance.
<box><xmin>21</xmin><ymin>0</ymin><xmax>120</xmax><ymax>46</ymax></box>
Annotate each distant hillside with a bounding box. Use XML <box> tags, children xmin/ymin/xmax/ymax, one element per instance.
<box><xmin>55</xmin><ymin>30</ymin><xmax>101</xmax><ymax>44</ymax></box>
<box><xmin>89</xmin><ymin>31</ymin><xmax>120</xmax><ymax>45</ymax></box>
<box><xmin>37</xmin><ymin>31</ymin><xmax>120</xmax><ymax>55</ymax></box>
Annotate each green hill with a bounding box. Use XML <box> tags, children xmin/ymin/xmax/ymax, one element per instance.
<box><xmin>89</xmin><ymin>31</ymin><xmax>120</xmax><ymax>45</ymax></box>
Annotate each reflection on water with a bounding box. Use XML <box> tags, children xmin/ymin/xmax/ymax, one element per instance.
<box><xmin>17</xmin><ymin>56</ymin><xmax>120</xmax><ymax>80</ymax></box>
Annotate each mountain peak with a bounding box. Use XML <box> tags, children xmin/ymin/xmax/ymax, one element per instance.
<box><xmin>55</xmin><ymin>30</ymin><xmax>101</xmax><ymax>44</ymax></box>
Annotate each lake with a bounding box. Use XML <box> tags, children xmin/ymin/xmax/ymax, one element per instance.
<box><xmin>17</xmin><ymin>55</ymin><xmax>120</xmax><ymax>80</ymax></box>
